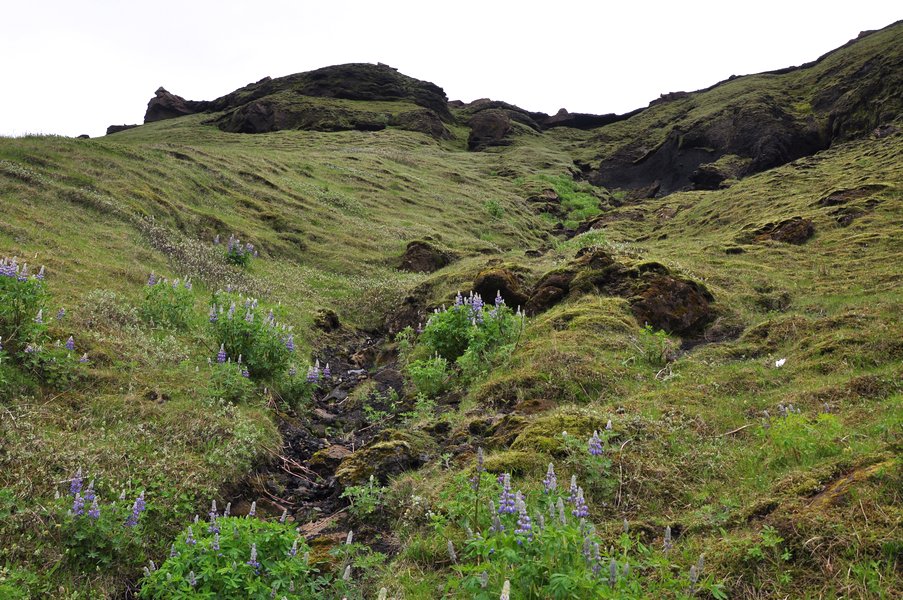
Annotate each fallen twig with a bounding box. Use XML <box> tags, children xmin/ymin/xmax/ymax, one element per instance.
<box><xmin>715</xmin><ymin>424</ymin><xmax>752</xmax><ymax>438</ymax></box>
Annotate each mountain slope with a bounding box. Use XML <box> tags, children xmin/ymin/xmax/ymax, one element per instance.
<box><xmin>1</xmin><ymin>21</ymin><xmax>901</xmax><ymax>600</ymax></box>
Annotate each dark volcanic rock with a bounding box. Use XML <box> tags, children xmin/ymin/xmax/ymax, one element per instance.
<box><xmin>106</xmin><ymin>124</ymin><xmax>139</xmax><ymax>135</ymax></box>
<box><xmin>390</xmin><ymin>109</ymin><xmax>453</xmax><ymax>139</ymax></box>
<box><xmin>145</xmin><ymin>87</ymin><xmax>201</xmax><ymax>123</ymax></box>
<box><xmin>399</xmin><ymin>240</ymin><xmax>453</xmax><ymax>273</ymax></box>
<box><xmin>314</xmin><ymin>309</ymin><xmax>341</xmax><ymax>332</ymax></box>
<box><xmin>467</xmin><ymin>109</ymin><xmax>512</xmax><ymax>151</ymax></box>
<box><xmin>76</xmin><ymin>134</ymin><xmax>90</xmax><ymax>139</ymax></box>
<box><xmin>542</xmin><ymin>107</ymin><xmax>641</xmax><ymax>130</ymax></box>
<box><xmin>749</xmin><ymin>217</ymin><xmax>816</xmax><ymax>245</ymax></box>
<box><xmin>630</xmin><ymin>275</ymin><xmax>715</xmax><ymax>335</ymax></box>
<box><xmin>473</xmin><ymin>268</ymin><xmax>529</xmax><ymax>308</ymax></box>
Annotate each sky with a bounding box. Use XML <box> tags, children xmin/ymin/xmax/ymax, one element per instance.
<box><xmin>1</xmin><ymin>1</ymin><xmax>899</xmax><ymax>138</ymax></box>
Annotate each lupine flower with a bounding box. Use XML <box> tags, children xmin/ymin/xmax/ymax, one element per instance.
<box><xmin>572</xmin><ymin>487</ymin><xmax>589</xmax><ymax>518</ymax></box>
<box><xmin>65</xmin><ymin>336</ymin><xmax>75</xmax><ymax>351</ymax></box>
<box><xmin>0</xmin><ymin>336</ymin><xmax>3</xmax><ymax>352</ymax></box>
<box><xmin>170</xmin><ymin>544</ymin><xmax>179</xmax><ymax>558</ymax></box>
<box><xmin>609</xmin><ymin>557</ymin><xmax>618</xmax><ymax>586</ymax></box>
<box><xmin>79</xmin><ymin>353</ymin><xmax>88</xmax><ymax>363</ymax></box>
<box><xmin>663</xmin><ymin>525</ymin><xmax>673</xmax><ymax>552</ymax></box>
<box><xmin>217</xmin><ymin>344</ymin><xmax>227</xmax><ymax>363</ymax></box>
<box><xmin>697</xmin><ymin>553</ymin><xmax>705</xmax><ymax>575</ymax></box>
<box><xmin>124</xmin><ymin>491</ymin><xmax>146</xmax><ymax>527</ymax></box>
<box><xmin>454</xmin><ymin>291</ymin><xmax>463</xmax><ymax>306</ymax></box>
<box><xmin>209</xmin><ymin>305</ymin><xmax>218</xmax><ymax>323</ymax></box>
<box><xmin>88</xmin><ymin>497</ymin><xmax>100</xmax><ymax>519</ymax></box>
<box><xmin>34</xmin><ymin>309</ymin><xmax>43</xmax><ymax>324</ymax></box>
<box><xmin>346</xmin><ymin>530</ymin><xmax>353</xmax><ymax>545</ymax></box>
<box><xmin>500</xmin><ymin>579</ymin><xmax>511</xmax><ymax>600</ymax></box>
<box><xmin>70</xmin><ymin>468</ymin><xmax>83</xmax><ymax>495</ymax></box>
<box><xmin>416</xmin><ymin>322</ymin><xmax>423</xmax><ymax>334</ymax></box>
<box><xmin>36</xmin><ymin>266</ymin><xmax>45</xmax><ymax>280</ymax></box>
<box><xmin>495</xmin><ymin>290</ymin><xmax>504</xmax><ymax>306</ymax></box>
<box><xmin>568</xmin><ymin>475</ymin><xmax>579</xmax><ymax>503</ymax></box>
<box><xmin>606</xmin><ymin>419</ymin><xmax>613</xmax><ymax>431</ymax></box>
<box><xmin>284</xmin><ymin>334</ymin><xmax>294</xmax><ymax>352</ymax></box>
<box><xmin>211</xmin><ymin>532</ymin><xmax>221</xmax><ymax>553</ymax></box>
<box><xmin>288</xmin><ymin>365</ymin><xmax>297</xmax><ymax>377</ymax></box>
<box><xmin>184</xmin><ymin>526</ymin><xmax>197</xmax><ymax>545</ymax></box>
<box><xmin>588</xmin><ymin>431</ymin><xmax>604</xmax><ymax>456</ymax></box>
<box><xmin>56</xmin><ymin>308</ymin><xmax>66</xmax><ymax>321</ymax></box>
<box><xmin>491</xmin><ymin>513</ymin><xmax>504</xmax><ymax>533</ymax></box>
<box><xmin>71</xmin><ymin>493</ymin><xmax>85</xmax><ymax>516</ymax></box>
<box><xmin>623</xmin><ymin>518</ymin><xmax>630</xmax><ymax>533</ymax></box>
<box><xmin>288</xmin><ymin>539</ymin><xmax>298</xmax><ymax>557</ymax></box>
<box><xmin>470</xmin><ymin>447</ymin><xmax>484</xmax><ymax>490</ymax></box>
<box><xmin>557</xmin><ymin>498</ymin><xmax>567</xmax><ymax>525</ymax></box>
<box><xmin>542</xmin><ymin>462</ymin><xmax>557</xmax><ymax>493</ymax></box>
<box><xmin>188</xmin><ymin>571</ymin><xmax>197</xmax><ymax>587</ymax></box>
<box><xmin>248</xmin><ymin>501</ymin><xmax>256</xmax><ymax>517</ymax></box>
<box><xmin>24</xmin><ymin>344</ymin><xmax>36</xmax><ymax>354</ymax></box>
<box><xmin>244</xmin><ymin>310</ymin><xmax>253</xmax><ymax>323</ymax></box>
<box><xmin>479</xmin><ymin>572</ymin><xmax>489</xmax><ymax>588</ymax></box>
<box><xmin>322</xmin><ymin>363</ymin><xmax>331</xmax><ymax>378</ymax></box>
<box><xmin>280</xmin><ymin>508</ymin><xmax>288</xmax><ymax>523</ymax></box>
<box><xmin>342</xmin><ymin>565</ymin><xmax>351</xmax><ymax>581</ymax></box>
<box><xmin>147</xmin><ymin>272</ymin><xmax>156</xmax><ymax>286</ymax></box>
<box><xmin>498</xmin><ymin>474</ymin><xmax>516</xmax><ymax>514</ymax></box>
<box><xmin>306</xmin><ymin>364</ymin><xmax>320</xmax><ymax>383</ymax></box>
<box><xmin>447</xmin><ymin>540</ymin><xmax>457</xmax><ymax>563</ymax></box>
<box><xmin>515</xmin><ymin>505</ymin><xmax>533</xmax><ymax>541</ymax></box>
<box><xmin>224</xmin><ymin>502</ymin><xmax>231</xmax><ymax>517</ymax></box>
<box><xmin>83</xmin><ymin>480</ymin><xmax>95</xmax><ymax>502</ymax></box>
<box><xmin>241</xmin><ymin>367</ymin><xmax>250</xmax><ymax>378</ymax></box>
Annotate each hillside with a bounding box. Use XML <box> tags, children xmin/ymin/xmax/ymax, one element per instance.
<box><xmin>0</xmin><ymin>21</ymin><xmax>901</xmax><ymax>600</ymax></box>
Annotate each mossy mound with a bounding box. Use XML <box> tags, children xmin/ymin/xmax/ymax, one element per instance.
<box><xmin>335</xmin><ymin>429</ymin><xmax>436</xmax><ymax>486</ymax></box>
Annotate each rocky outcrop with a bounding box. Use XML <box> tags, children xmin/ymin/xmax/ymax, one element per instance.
<box><xmin>467</xmin><ymin>109</ymin><xmax>512</xmax><ymax>151</ymax></box>
<box><xmin>335</xmin><ymin>430</ymin><xmax>435</xmax><ymax>485</ymax></box>
<box><xmin>472</xmin><ymin>267</ymin><xmax>530</xmax><ymax>308</ymax></box>
<box><xmin>106</xmin><ymin>124</ymin><xmax>139</xmax><ymax>135</ymax></box>
<box><xmin>746</xmin><ymin>217</ymin><xmax>816</xmax><ymax>245</ymax></box>
<box><xmin>145</xmin><ymin>87</ymin><xmax>203</xmax><ymax>123</ymax></box>
<box><xmin>524</xmin><ymin>248</ymin><xmax>716</xmax><ymax>336</ymax></box>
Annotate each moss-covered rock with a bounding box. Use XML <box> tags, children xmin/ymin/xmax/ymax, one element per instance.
<box><xmin>511</xmin><ymin>411</ymin><xmax>608</xmax><ymax>453</ymax></box>
<box><xmin>335</xmin><ymin>429</ymin><xmax>436</xmax><ymax>486</ymax></box>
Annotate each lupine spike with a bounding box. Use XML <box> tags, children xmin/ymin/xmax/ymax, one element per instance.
<box><xmin>447</xmin><ymin>540</ymin><xmax>457</xmax><ymax>563</ymax></box>
<box><xmin>500</xmin><ymin>579</ymin><xmax>511</xmax><ymax>600</ymax></box>
<box><xmin>248</xmin><ymin>501</ymin><xmax>256</xmax><ymax>517</ymax></box>
<box><xmin>609</xmin><ymin>558</ymin><xmax>618</xmax><ymax>586</ymax></box>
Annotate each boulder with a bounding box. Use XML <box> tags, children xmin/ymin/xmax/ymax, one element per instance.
<box><xmin>399</xmin><ymin>240</ymin><xmax>453</xmax><ymax>273</ymax></box>
<box><xmin>308</xmin><ymin>445</ymin><xmax>352</xmax><ymax>477</ymax></box>
<box><xmin>749</xmin><ymin>217</ymin><xmax>815</xmax><ymax>245</ymax></box>
<box><xmin>467</xmin><ymin>109</ymin><xmax>512</xmax><ymax>151</ymax></box>
<box><xmin>630</xmin><ymin>274</ymin><xmax>715</xmax><ymax>335</ymax></box>
<box><xmin>335</xmin><ymin>430</ymin><xmax>434</xmax><ymax>485</ymax></box>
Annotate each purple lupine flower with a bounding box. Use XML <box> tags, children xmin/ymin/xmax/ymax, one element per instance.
<box><xmin>83</xmin><ymin>480</ymin><xmax>95</xmax><ymax>503</ymax></box>
<box><xmin>0</xmin><ymin>336</ymin><xmax>3</xmax><ymax>352</ymax></box>
<box><xmin>288</xmin><ymin>539</ymin><xmax>298</xmax><ymax>558</ymax></box>
<box><xmin>241</xmin><ymin>367</ymin><xmax>250</xmax><ymax>378</ymax></box>
<box><xmin>70</xmin><ymin>468</ymin><xmax>83</xmax><ymax>495</ymax></box>
<box><xmin>88</xmin><ymin>497</ymin><xmax>100</xmax><ymax>519</ymax></box>
<box><xmin>543</xmin><ymin>463</ymin><xmax>557</xmax><ymax>493</ymax></box>
<box><xmin>279</xmin><ymin>509</ymin><xmax>288</xmax><ymax>524</ymax></box>
<box><xmin>65</xmin><ymin>336</ymin><xmax>75</xmax><ymax>351</ymax></box>
<box><xmin>188</xmin><ymin>571</ymin><xmax>197</xmax><ymax>587</ymax></box>
<box><xmin>185</xmin><ymin>526</ymin><xmax>197</xmax><ymax>545</ymax></box>
<box><xmin>285</xmin><ymin>334</ymin><xmax>294</xmax><ymax>352</ymax></box>
<box><xmin>572</xmin><ymin>487</ymin><xmax>589</xmax><ymax>518</ymax></box>
<box><xmin>470</xmin><ymin>447</ymin><xmax>485</xmax><ymax>490</ymax></box>
<box><xmin>606</xmin><ymin>419</ymin><xmax>613</xmax><ymax>431</ymax></box>
<box><xmin>588</xmin><ymin>431</ymin><xmax>603</xmax><ymax>456</ymax></box>
<box><xmin>209</xmin><ymin>305</ymin><xmax>218</xmax><ymax>323</ymax></box>
<box><xmin>227</xmin><ymin>302</ymin><xmax>236</xmax><ymax>319</ymax></box>
<box><xmin>663</xmin><ymin>525</ymin><xmax>673</xmax><ymax>552</ymax></box>
<box><xmin>568</xmin><ymin>475</ymin><xmax>578</xmax><ymax>504</ymax></box>
<box><xmin>124</xmin><ymin>491</ymin><xmax>146</xmax><ymax>527</ymax></box>
<box><xmin>247</xmin><ymin>543</ymin><xmax>260</xmax><ymax>572</ymax></box>
<box><xmin>147</xmin><ymin>272</ymin><xmax>156</xmax><ymax>286</ymax></box>
<box><xmin>36</xmin><ymin>266</ymin><xmax>45</xmax><ymax>280</ymax></box>
<box><xmin>170</xmin><ymin>544</ymin><xmax>179</xmax><ymax>558</ymax></box>
<box><xmin>306</xmin><ymin>364</ymin><xmax>320</xmax><ymax>384</ymax></box>
<box><xmin>217</xmin><ymin>344</ymin><xmax>227</xmax><ymax>364</ymax></box>
<box><xmin>71</xmin><ymin>493</ymin><xmax>85</xmax><ymax>516</ymax></box>
<box><xmin>416</xmin><ymin>322</ymin><xmax>423</xmax><ymax>334</ymax></box>
<box><xmin>244</xmin><ymin>310</ymin><xmax>253</xmax><ymax>323</ymax></box>
<box><xmin>498</xmin><ymin>473</ymin><xmax>516</xmax><ymax>514</ymax></box>
<box><xmin>212</xmin><ymin>533</ymin><xmax>221</xmax><ymax>553</ymax></box>
<box><xmin>79</xmin><ymin>353</ymin><xmax>88</xmax><ymax>363</ymax></box>
<box><xmin>24</xmin><ymin>344</ymin><xmax>36</xmax><ymax>354</ymax></box>
<box><xmin>322</xmin><ymin>363</ymin><xmax>331</xmax><ymax>379</ymax></box>
<box><xmin>471</xmin><ymin>293</ymin><xmax>484</xmax><ymax>318</ymax></box>
<box><xmin>248</xmin><ymin>501</ymin><xmax>256</xmax><ymax>517</ymax></box>
<box><xmin>34</xmin><ymin>309</ymin><xmax>43</xmax><ymax>324</ymax></box>
<box><xmin>515</xmin><ymin>503</ymin><xmax>533</xmax><ymax>541</ymax></box>
<box><xmin>495</xmin><ymin>290</ymin><xmax>504</xmax><ymax>306</ymax></box>
<box><xmin>213</xmin><ymin>234</ymin><xmax>220</xmax><ymax>245</ymax></box>
<box><xmin>288</xmin><ymin>365</ymin><xmax>297</xmax><ymax>378</ymax></box>
<box><xmin>56</xmin><ymin>308</ymin><xmax>66</xmax><ymax>321</ymax></box>
<box><xmin>609</xmin><ymin>557</ymin><xmax>618</xmax><ymax>586</ymax></box>
<box><xmin>454</xmin><ymin>291</ymin><xmax>463</xmax><ymax>306</ymax></box>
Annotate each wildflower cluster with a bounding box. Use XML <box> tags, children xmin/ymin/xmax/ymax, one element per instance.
<box><xmin>405</xmin><ymin>290</ymin><xmax>525</xmax><ymax>392</ymax></box>
<box><xmin>215</xmin><ymin>234</ymin><xmax>258</xmax><ymax>268</ymax></box>
<box><xmin>57</xmin><ymin>469</ymin><xmax>147</xmax><ymax>571</ymax></box>
<box><xmin>1</xmin><ymin>257</ymin><xmax>85</xmax><ymax>387</ymax></box>
<box><xmin>448</xmin><ymin>460</ymin><xmax>723</xmax><ymax>599</ymax></box>
<box><xmin>209</xmin><ymin>291</ymin><xmax>295</xmax><ymax>380</ymax></box>
<box><xmin>140</xmin><ymin>273</ymin><xmax>195</xmax><ymax>330</ymax></box>
<box><xmin>140</xmin><ymin>509</ymin><xmax>323</xmax><ymax>599</ymax></box>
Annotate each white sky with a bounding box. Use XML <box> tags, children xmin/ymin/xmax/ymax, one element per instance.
<box><xmin>1</xmin><ymin>1</ymin><xmax>899</xmax><ymax>138</ymax></box>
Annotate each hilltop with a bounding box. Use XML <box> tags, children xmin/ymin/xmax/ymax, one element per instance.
<box><xmin>1</xmin><ymin>20</ymin><xmax>901</xmax><ymax>599</ymax></box>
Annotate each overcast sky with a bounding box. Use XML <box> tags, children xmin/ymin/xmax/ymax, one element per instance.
<box><xmin>1</xmin><ymin>1</ymin><xmax>899</xmax><ymax>138</ymax></box>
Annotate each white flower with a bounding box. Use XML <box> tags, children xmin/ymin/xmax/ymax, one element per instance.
<box><xmin>775</xmin><ymin>358</ymin><xmax>786</xmax><ymax>368</ymax></box>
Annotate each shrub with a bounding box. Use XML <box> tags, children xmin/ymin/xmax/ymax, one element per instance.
<box><xmin>633</xmin><ymin>324</ymin><xmax>678</xmax><ymax>367</ymax></box>
<box><xmin>0</xmin><ymin>257</ymin><xmax>48</xmax><ymax>356</ymax></box>
<box><xmin>407</xmin><ymin>355</ymin><xmax>449</xmax><ymax>397</ymax></box>
<box><xmin>207</xmin><ymin>360</ymin><xmax>257</xmax><ymax>404</ymax></box>
<box><xmin>140</xmin><ymin>512</ymin><xmax>323</xmax><ymax>599</ymax></box>
<box><xmin>340</xmin><ymin>475</ymin><xmax>387</xmax><ymax>521</ymax></box>
<box><xmin>57</xmin><ymin>470</ymin><xmax>148</xmax><ymax>573</ymax></box>
<box><xmin>484</xmin><ymin>199</ymin><xmax>504</xmax><ymax>219</ymax></box>
<box><xmin>209</xmin><ymin>292</ymin><xmax>295</xmax><ymax>380</ymax></box>
<box><xmin>216</xmin><ymin>234</ymin><xmax>257</xmax><ymax>268</ymax></box>
<box><xmin>416</xmin><ymin>291</ymin><xmax>524</xmax><ymax>382</ymax></box>
<box><xmin>20</xmin><ymin>343</ymin><xmax>84</xmax><ymax>389</ymax></box>
<box><xmin>140</xmin><ymin>274</ymin><xmax>196</xmax><ymax>330</ymax></box>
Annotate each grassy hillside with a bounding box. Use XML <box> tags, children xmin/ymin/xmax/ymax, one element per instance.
<box><xmin>1</xmin><ymin>29</ymin><xmax>901</xmax><ymax>600</ymax></box>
